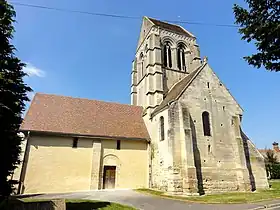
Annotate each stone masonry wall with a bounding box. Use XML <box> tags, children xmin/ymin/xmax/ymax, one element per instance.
<box><xmin>144</xmin><ymin>109</ymin><xmax>176</xmax><ymax>191</ymax></box>
<box><xmin>242</xmin><ymin>131</ymin><xmax>269</xmax><ymax>190</ymax></box>
<box><xmin>177</xmin><ymin>63</ymin><xmax>268</xmax><ymax>193</ymax></box>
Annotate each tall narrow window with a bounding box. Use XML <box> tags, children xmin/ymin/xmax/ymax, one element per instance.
<box><xmin>160</xmin><ymin>116</ymin><xmax>165</xmax><ymax>141</ymax></box>
<box><xmin>163</xmin><ymin>45</ymin><xmax>167</xmax><ymax>67</ymax></box>
<box><xmin>73</xmin><ymin>137</ymin><xmax>78</xmax><ymax>148</ymax></box>
<box><xmin>168</xmin><ymin>45</ymin><xmax>172</xmax><ymax>68</ymax></box>
<box><xmin>202</xmin><ymin>112</ymin><xmax>211</xmax><ymax>136</ymax></box>
<box><xmin>140</xmin><ymin>53</ymin><xmax>144</xmax><ymax>78</ymax></box>
<box><xmin>163</xmin><ymin>42</ymin><xmax>172</xmax><ymax>68</ymax></box>
<box><xmin>177</xmin><ymin>48</ymin><xmax>181</xmax><ymax>70</ymax></box>
<box><xmin>182</xmin><ymin>49</ymin><xmax>186</xmax><ymax>70</ymax></box>
<box><xmin>117</xmin><ymin>140</ymin><xmax>121</xmax><ymax>150</ymax></box>
<box><xmin>177</xmin><ymin>44</ymin><xmax>186</xmax><ymax>71</ymax></box>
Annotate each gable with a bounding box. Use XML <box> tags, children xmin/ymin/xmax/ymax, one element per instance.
<box><xmin>179</xmin><ymin>63</ymin><xmax>243</xmax><ymax>114</ymax></box>
<box><xmin>136</xmin><ymin>17</ymin><xmax>195</xmax><ymax>51</ymax></box>
<box><xmin>152</xmin><ymin>62</ymin><xmax>243</xmax><ymax>117</ymax></box>
<box><xmin>136</xmin><ymin>17</ymin><xmax>155</xmax><ymax>51</ymax></box>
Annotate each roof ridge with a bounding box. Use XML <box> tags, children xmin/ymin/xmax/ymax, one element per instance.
<box><xmin>148</xmin><ymin>17</ymin><xmax>178</xmax><ymax>26</ymax></box>
<box><xmin>177</xmin><ymin>25</ymin><xmax>195</xmax><ymax>38</ymax></box>
<box><xmin>146</xmin><ymin>17</ymin><xmax>194</xmax><ymax>37</ymax></box>
<box><xmin>175</xmin><ymin>63</ymin><xmax>206</xmax><ymax>100</ymax></box>
<box><xmin>151</xmin><ymin>63</ymin><xmax>206</xmax><ymax>117</ymax></box>
<box><xmin>35</xmin><ymin>93</ymin><xmax>142</xmax><ymax>108</ymax></box>
<box><xmin>167</xmin><ymin>63</ymin><xmax>204</xmax><ymax>94</ymax></box>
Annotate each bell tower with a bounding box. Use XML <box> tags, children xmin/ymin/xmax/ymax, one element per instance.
<box><xmin>131</xmin><ymin>17</ymin><xmax>201</xmax><ymax>115</ymax></box>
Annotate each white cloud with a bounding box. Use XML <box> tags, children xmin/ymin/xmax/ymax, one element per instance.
<box><xmin>23</xmin><ymin>63</ymin><xmax>46</xmax><ymax>77</ymax></box>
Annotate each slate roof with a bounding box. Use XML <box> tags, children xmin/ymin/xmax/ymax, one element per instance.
<box><xmin>152</xmin><ymin>63</ymin><xmax>206</xmax><ymax>116</ymax></box>
<box><xmin>21</xmin><ymin>93</ymin><xmax>150</xmax><ymax>140</ymax></box>
<box><xmin>147</xmin><ymin>17</ymin><xmax>195</xmax><ymax>37</ymax></box>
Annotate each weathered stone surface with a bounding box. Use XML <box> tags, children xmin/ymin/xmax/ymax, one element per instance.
<box><xmin>90</xmin><ymin>140</ymin><xmax>102</xmax><ymax>190</ymax></box>
<box><xmin>133</xmin><ymin>17</ymin><xmax>268</xmax><ymax>195</ymax></box>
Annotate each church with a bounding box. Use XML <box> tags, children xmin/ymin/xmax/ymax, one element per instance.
<box><xmin>13</xmin><ymin>17</ymin><xmax>269</xmax><ymax>195</ymax></box>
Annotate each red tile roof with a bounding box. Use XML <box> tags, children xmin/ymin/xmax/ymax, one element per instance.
<box><xmin>21</xmin><ymin>93</ymin><xmax>150</xmax><ymax>140</ymax></box>
<box><xmin>259</xmin><ymin>148</ymin><xmax>280</xmax><ymax>154</ymax></box>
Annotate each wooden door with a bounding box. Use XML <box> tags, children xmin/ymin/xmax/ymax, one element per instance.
<box><xmin>103</xmin><ymin>166</ymin><xmax>116</xmax><ymax>189</ymax></box>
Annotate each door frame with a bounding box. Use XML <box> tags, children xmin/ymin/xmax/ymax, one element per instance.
<box><xmin>102</xmin><ymin>165</ymin><xmax>116</xmax><ymax>189</ymax></box>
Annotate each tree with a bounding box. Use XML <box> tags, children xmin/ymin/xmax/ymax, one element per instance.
<box><xmin>264</xmin><ymin>149</ymin><xmax>279</xmax><ymax>179</ymax></box>
<box><xmin>265</xmin><ymin>149</ymin><xmax>278</xmax><ymax>164</ymax></box>
<box><xmin>0</xmin><ymin>0</ymin><xmax>32</xmax><ymax>199</ymax></box>
<box><xmin>233</xmin><ymin>0</ymin><xmax>280</xmax><ymax>72</ymax></box>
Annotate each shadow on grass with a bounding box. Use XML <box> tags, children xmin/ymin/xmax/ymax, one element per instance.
<box><xmin>66</xmin><ymin>201</ymin><xmax>111</xmax><ymax>210</ymax></box>
<box><xmin>13</xmin><ymin>193</ymin><xmax>43</xmax><ymax>199</ymax></box>
<box><xmin>0</xmin><ymin>199</ymin><xmax>113</xmax><ymax>210</ymax></box>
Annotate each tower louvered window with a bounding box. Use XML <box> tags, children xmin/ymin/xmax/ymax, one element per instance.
<box><xmin>163</xmin><ymin>42</ymin><xmax>172</xmax><ymax>68</ymax></box>
<box><xmin>177</xmin><ymin>44</ymin><xmax>186</xmax><ymax>71</ymax></box>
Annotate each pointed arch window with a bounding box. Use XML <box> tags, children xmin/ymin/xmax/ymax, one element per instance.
<box><xmin>160</xmin><ymin>116</ymin><xmax>165</xmax><ymax>141</ymax></box>
<box><xmin>163</xmin><ymin>42</ymin><xmax>172</xmax><ymax>68</ymax></box>
<box><xmin>202</xmin><ymin>111</ymin><xmax>211</xmax><ymax>136</ymax></box>
<box><xmin>177</xmin><ymin>44</ymin><xmax>186</xmax><ymax>71</ymax></box>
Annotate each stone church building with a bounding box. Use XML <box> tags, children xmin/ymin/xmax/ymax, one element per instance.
<box><xmin>13</xmin><ymin>17</ymin><xmax>268</xmax><ymax>195</ymax></box>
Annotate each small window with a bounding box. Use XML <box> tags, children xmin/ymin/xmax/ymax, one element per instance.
<box><xmin>160</xmin><ymin>116</ymin><xmax>165</xmax><ymax>141</ymax></box>
<box><xmin>202</xmin><ymin>111</ymin><xmax>211</xmax><ymax>136</ymax></box>
<box><xmin>117</xmin><ymin>140</ymin><xmax>121</xmax><ymax>150</ymax></box>
<box><xmin>73</xmin><ymin>137</ymin><xmax>78</xmax><ymax>148</ymax></box>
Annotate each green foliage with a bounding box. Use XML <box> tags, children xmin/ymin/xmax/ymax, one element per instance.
<box><xmin>271</xmin><ymin>164</ymin><xmax>280</xmax><ymax>179</ymax></box>
<box><xmin>233</xmin><ymin>0</ymin><xmax>280</xmax><ymax>72</ymax></box>
<box><xmin>0</xmin><ymin>0</ymin><xmax>32</xmax><ymax>199</ymax></box>
<box><xmin>264</xmin><ymin>149</ymin><xmax>279</xmax><ymax>179</ymax></box>
<box><xmin>265</xmin><ymin>149</ymin><xmax>278</xmax><ymax>164</ymax></box>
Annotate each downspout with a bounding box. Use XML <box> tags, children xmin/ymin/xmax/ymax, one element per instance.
<box><xmin>17</xmin><ymin>131</ymin><xmax>30</xmax><ymax>194</ymax></box>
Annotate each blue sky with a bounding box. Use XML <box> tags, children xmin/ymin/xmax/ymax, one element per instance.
<box><xmin>11</xmin><ymin>0</ymin><xmax>279</xmax><ymax>148</ymax></box>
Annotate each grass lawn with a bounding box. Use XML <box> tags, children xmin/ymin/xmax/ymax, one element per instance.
<box><xmin>0</xmin><ymin>198</ymin><xmax>136</xmax><ymax>210</ymax></box>
<box><xmin>136</xmin><ymin>180</ymin><xmax>280</xmax><ymax>204</ymax></box>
